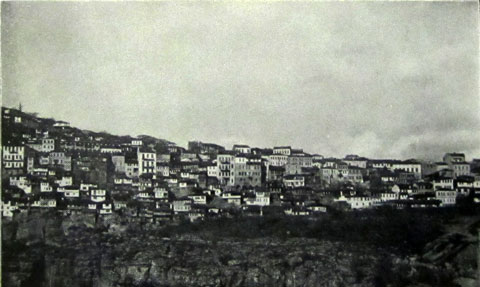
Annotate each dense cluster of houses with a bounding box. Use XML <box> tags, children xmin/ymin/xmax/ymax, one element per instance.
<box><xmin>2</xmin><ymin>106</ymin><xmax>480</xmax><ymax>222</ymax></box>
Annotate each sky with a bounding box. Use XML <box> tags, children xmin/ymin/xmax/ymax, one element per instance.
<box><xmin>2</xmin><ymin>1</ymin><xmax>479</xmax><ymax>160</ymax></box>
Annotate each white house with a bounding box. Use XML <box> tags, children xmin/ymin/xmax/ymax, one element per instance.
<box><xmin>100</xmin><ymin>147</ymin><xmax>122</xmax><ymax>154</ymax></box>
<box><xmin>31</xmin><ymin>198</ymin><xmax>56</xmax><ymax>208</ymax></box>
<box><xmin>456</xmin><ymin>177</ymin><xmax>474</xmax><ymax>196</ymax></box>
<box><xmin>41</xmin><ymin>182</ymin><xmax>53</xmax><ymax>192</ymax></box>
<box><xmin>10</xmin><ymin>176</ymin><xmax>31</xmax><ymax>193</ymax></box>
<box><xmin>131</xmin><ymin>139</ymin><xmax>143</xmax><ymax>147</ymax></box>
<box><xmin>221</xmin><ymin>192</ymin><xmax>242</xmax><ymax>206</ymax></box>
<box><xmin>56</xmin><ymin>176</ymin><xmax>73</xmax><ymax>187</ymax></box>
<box><xmin>344</xmin><ymin>167</ymin><xmax>364</xmax><ymax>183</ymax></box>
<box><xmin>172</xmin><ymin>199</ymin><xmax>192</xmax><ymax>213</ymax></box>
<box><xmin>64</xmin><ymin>188</ymin><xmax>80</xmax><ymax>198</ymax></box>
<box><xmin>153</xmin><ymin>187</ymin><xmax>168</xmax><ymax>199</ymax></box>
<box><xmin>48</xmin><ymin>152</ymin><xmax>72</xmax><ymax>171</ymax></box>
<box><xmin>233</xmin><ymin>144</ymin><xmax>251</xmax><ymax>154</ymax></box>
<box><xmin>216</xmin><ymin>154</ymin><xmax>234</xmax><ymax>186</ymax></box>
<box><xmin>125</xmin><ymin>162</ymin><xmax>139</xmax><ymax>178</ymax></box>
<box><xmin>188</xmin><ymin>210</ymin><xmax>204</xmax><ymax>222</ymax></box>
<box><xmin>273</xmin><ymin>146</ymin><xmax>292</xmax><ymax>156</ymax></box>
<box><xmin>443</xmin><ymin>153</ymin><xmax>470</xmax><ymax>178</ymax></box>
<box><xmin>284</xmin><ymin>206</ymin><xmax>311</xmax><ymax>216</ymax></box>
<box><xmin>1</xmin><ymin>201</ymin><xmax>18</xmax><ymax>217</ymax></box>
<box><xmin>137</xmin><ymin>148</ymin><xmax>156</xmax><ymax>175</ymax></box>
<box><xmin>32</xmin><ymin>168</ymin><xmax>48</xmax><ymax>177</ymax></box>
<box><xmin>343</xmin><ymin>156</ymin><xmax>368</xmax><ymax>169</ymax></box>
<box><xmin>392</xmin><ymin>160</ymin><xmax>422</xmax><ymax>179</ymax></box>
<box><xmin>179</xmin><ymin>181</ymin><xmax>197</xmax><ymax>189</ymax></box>
<box><xmin>100</xmin><ymin>203</ymin><xmax>112</xmax><ymax>215</ymax></box>
<box><xmin>335</xmin><ymin>193</ymin><xmax>380</xmax><ymax>209</ymax></box>
<box><xmin>207</xmin><ymin>164</ymin><xmax>218</xmax><ymax>177</ymax></box>
<box><xmin>392</xmin><ymin>184</ymin><xmax>414</xmax><ymax>194</ymax></box>
<box><xmin>348</xmin><ymin>197</ymin><xmax>378</xmax><ymax>209</ymax></box>
<box><xmin>41</xmin><ymin>138</ymin><xmax>55</xmax><ymax>152</ymax></box>
<box><xmin>188</xmin><ymin>194</ymin><xmax>207</xmax><ymax>205</ymax></box>
<box><xmin>3</xmin><ymin>146</ymin><xmax>24</xmax><ymax>169</ymax></box>
<box><xmin>435</xmin><ymin>190</ymin><xmax>456</xmax><ymax>206</ymax></box>
<box><xmin>452</xmin><ymin>162</ymin><xmax>471</xmax><ymax>178</ymax></box>
<box><xmin>245</xmin><ymin>191</ymin><xmax>270</xmax><ymax>206</ymax></box>
<box><xmin>157</xmin><ymin>164</ymin><xmax>170</xmax><ymax>177</ymax></box>
<box><xmin>370</xmin><ymin>160</ymin><xmax>394</xmax><ymax>170</ymax></box>
<box><xmin>80</xmin><ymin>183</ymin><xmax>97</xmax><ymax>192</ymax></box>
<box><xmin>180</xmin><ymin>171</ymin><xmax>191</xmax><ymax>179</ymax></box>
<box><xmin>283</xmin><ymin>175</ymin><xmax>305</xmax><ymax>188</ymax></box>
<box><xmin>40</xmin><ymin>156</ymin><xmax>50</xmax><ymax>166</ymax></box>
<box><xmin>432</xmin><ymin>177</ymin><xmax>454</xmax><ymax>191</ymax></box>
<box><xmin>474</xmin><ymin>176</ymin><xmax>480</xmax><ymax>189</ymax></box>
<box><xmin>286</xmin><ymin>154</ymin><xmax>313</xmax><ymax>175</ymax></box>
<box><xmin>268</xmin><ymin>154</ymin><xmax>288</xmax><ymax>167</ymax></box>
<box><xmin>137</xmin><ymin>192</ymin><xmax>153</xmax><ymax>200</ymax></box>
<box><xmin>378</xmin><ymin>192</ymin><xmax>398</xmax><ymax>202</ymax></box>
<box><xmin>91</xmin><ymin>189</ymin><xmax>106</xmax><ymax>202</ymax></box>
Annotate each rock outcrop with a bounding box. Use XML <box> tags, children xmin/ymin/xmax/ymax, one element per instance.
<box><xmin>2</xmin><ymin>212</ymin><xmax>479</xmax><ymax>287</ymax></box>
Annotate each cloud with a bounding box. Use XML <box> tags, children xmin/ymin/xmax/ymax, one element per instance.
<box><xmin>2</xmin><ymin>1</ymin><xmax>478</xmax><ymax>160</ymax></box>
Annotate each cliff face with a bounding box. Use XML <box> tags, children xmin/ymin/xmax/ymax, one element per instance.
<box><xmin>40</xmin><ymin>239</ymin><xmax>378</xmax><ymax>287</ymax></box>
<box><xmin>2</xmin><ymin>212</ymin><xmax>479</xmax><ymax>287</ymax></box>
<box><xmin>3</xmin><ymin>213</ymin><xmax>379</xmax><ymax>287</ymax></box>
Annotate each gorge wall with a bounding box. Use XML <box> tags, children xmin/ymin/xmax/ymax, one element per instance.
<box><xmin>2</xmin><ymin>212</ymin><xmax>478</xmax><ymax>287</ymax></box>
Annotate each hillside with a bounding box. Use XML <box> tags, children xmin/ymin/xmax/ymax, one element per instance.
<box><xmin>1</xmin><ymin>106</ymin><xmax>175</xmax><ymax>147</ymax></box>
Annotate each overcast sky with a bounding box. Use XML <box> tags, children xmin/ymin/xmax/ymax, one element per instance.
<box><xmin>2</xmin><ymin>1</ymin><xmax>479</xmax><ymax>160</ymax></box>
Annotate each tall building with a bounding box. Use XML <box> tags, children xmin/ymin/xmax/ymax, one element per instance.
<box><xmin>286</xmin><ymin>154</ymin><xmax>313</xmax><ymax>175</ymax></box>
<box><xmin>216</xmin><ymin>153</ymin><xmax>262</xmax><ymax>187</ymax></box>
<box><xmin>2</xmin><ymin>146</ymin><xmax>25</xmax><ymax>170</ymax></box>
<box><xmin>137</xmin><ymin>147</ymin><xmax>156</xmax><ymax>175</ymax></box>
<box><xmin>443</xmin><ymin>153</ymin><xmax>470</xmax><ymax>178</ymax></box>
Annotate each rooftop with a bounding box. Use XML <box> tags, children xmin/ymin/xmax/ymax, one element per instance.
<box><xmin>273</xmin><ymin>146</ymin><xmax>292</xmax><ymax>149</ymax></box>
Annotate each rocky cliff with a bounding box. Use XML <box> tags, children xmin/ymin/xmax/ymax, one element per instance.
<box><xmin>2</xmin><ymin>211</ymin><xmax>479</xmax><ymax>287</ymax></box>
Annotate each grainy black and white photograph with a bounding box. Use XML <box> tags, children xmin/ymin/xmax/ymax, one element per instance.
<box><xmin>1</xmin><ymin>1</ymin><xmax>479</xmax><ymax>286</ymax></box>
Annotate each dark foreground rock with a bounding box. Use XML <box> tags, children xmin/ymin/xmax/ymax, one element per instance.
<box><xmin>2</xmin><ymin>212</ymin><xmax>479</xmax><ymax>287</ymax></box>
<box><xmin>4</xmin><ymin>235</ymin><xmax>379</xmax><ymax>286</ymax></box>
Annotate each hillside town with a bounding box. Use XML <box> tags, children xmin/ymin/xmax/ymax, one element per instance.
<box><xmin>2</xmin><ymin>105</ymin><xmax>480</xmax><ymax>222</ymax></box>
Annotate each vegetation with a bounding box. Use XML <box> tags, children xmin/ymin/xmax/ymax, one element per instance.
<box><xmin>153</xmin><ymin>206</ymin><xmax>469</xmax><ymax>255</ymax></box>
